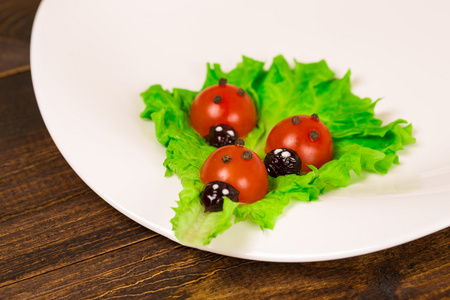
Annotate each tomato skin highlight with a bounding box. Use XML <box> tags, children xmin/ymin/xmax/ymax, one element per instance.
<box><xmin>189</xmin><ymin>83</ymin><xmax>257</xmax><ymax>138</ymax></box>
<box><xmin>265</xmin><ymin>115</ymin><xmax>333</xmax><ymax>173</ymax></box>
<box><xmin>200</xmin><ymin>145</ymin><xmax>268</xmax><ymax>204</ymax></box>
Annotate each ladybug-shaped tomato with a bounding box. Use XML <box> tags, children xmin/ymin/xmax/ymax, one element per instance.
<box><xmin>189</xmin><ymin>78</ymin><xmax>257</xmax><ymax>139</ymax></box>
<box><xmin>265</xmin><ymin>114</ymin><xmax>333</xmax><ymax>173</ymax></box>
<box><xmin>200</xmin><ymin>141</ymin><xmax>268</xmax><ymax>204</ymax></box>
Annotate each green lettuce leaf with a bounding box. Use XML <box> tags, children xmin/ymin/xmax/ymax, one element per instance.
<box><xmin>140</xmin><ymin>55</ymin><xmax>415</xmax><ymax>246</ymax></box>
<box><xmin>140</xmin><ymin>57</ymin><xmax>263</xmax><ymax>245</ymax></box>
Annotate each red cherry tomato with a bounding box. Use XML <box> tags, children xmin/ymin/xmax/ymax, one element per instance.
<box><xmin>265</xmin><ymin>115</ymin><xmax>333</xmax><ymax>173</ymax></box>
<box><xmin>190</xmin><ymin>80</ymin><xmax>257</xmax><ymax>138</ymax></box>
<box><xmin>200</xmin><ymin>144</ymin><xmax>268</xmax><ymax>204</ymax></box>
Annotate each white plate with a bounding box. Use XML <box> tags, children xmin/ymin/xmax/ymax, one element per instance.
<box><xmin>30</xmin><ymin>0</ymin><xmax>450</xmax><ymax>262</ymax></box>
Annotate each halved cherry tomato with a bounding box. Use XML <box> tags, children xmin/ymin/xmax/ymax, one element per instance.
<box><xmin>200</xmin><ymin>144</ymin><xmax>268</xmax><ymax>204</ymax></box>
<box><xmin>189</xmin><ymin>79</ymin><xmax>257</xmax><ymax>138</ymax></box>
<box><xmin>265</xmin><ymin>114</ymin><xmax>333</xmax><ymax>173</ymax></box>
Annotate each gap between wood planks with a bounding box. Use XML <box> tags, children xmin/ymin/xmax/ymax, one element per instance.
<box><xmin>0</xmin><ymin>37</ymin><xmax>31</xmax><ymax>79</ymax></box>
<box><xmin>0</xmin><ymin>65</ymin><xmax>30</xmax><ymax>79</ymax></box>
<box><xmin>0</xmin><ymin>234</ymin><xmax>168</xmax><ymax>290</ymax></box>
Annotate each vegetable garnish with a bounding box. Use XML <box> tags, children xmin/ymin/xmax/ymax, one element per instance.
<box><xmin>189</xmin><ymin>78</ymin><xmax>257</xmax><ymax>141</ymax></box>
<box><xmin>140</xmin><ymin>55</ymin><xmax>416</xmax><ymax>246</ymax></box>
<box><xmin>265</xmin><ymin>114</ymin><xmax>333</xmax><ymax>173</ymax></box>
<box><xmin>200</xmin><ymin>144</ymin><xmax>269</xmax><ymax>204</ymax></box>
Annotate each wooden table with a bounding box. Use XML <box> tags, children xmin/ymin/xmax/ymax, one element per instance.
<box><xmin>1</xmin><ymin>1</ymin><xmax>449</xmax><ymax>298</ymax></box>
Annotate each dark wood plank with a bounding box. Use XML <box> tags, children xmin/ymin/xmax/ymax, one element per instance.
<box><xmin>0</xmin><ymin>0</ymin><xmax>41</xmax><ymax>42</ymax></box>
<box><xmin>0</xmin><ymin>72</ymin><xmax>156</xmax><ymax>287</ymax></box>
<box><xmin>0</xmin><ymin>227</ymin><xmax>448</xmax><ymax>299</ymax></box>
<box><xmin>0</xmin><ymin>37</ymin><xmax>30</xmax><ymax>78</ymax></box>
<box><xmin>0</xmin><ymin>0</ymin><xmax>40</xmax><ymax>78</ymax></box>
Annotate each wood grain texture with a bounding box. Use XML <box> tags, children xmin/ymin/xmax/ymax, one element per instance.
<box><xmin>0</xmin><ymin>0</ymin><xmax>40</xmax><ymax>41</ymax></box>
<box><xmin>0</xmin><ymin>0</ymin><xmax>38</xmax><ymax>78</ymax></box>
<box><xmin>0</xmin><ymin>72</ymin><xmax>155</xmax><ymax>288</ymax></box>
<box><xmin>0</xmin><ymin>37</ymin><xmax>30</xmax><ymax>78</ymax></box>
<box><xmin>0</xmin><ymin>1</ymin><xmax>449</xmax><ymax>299</ymax></box>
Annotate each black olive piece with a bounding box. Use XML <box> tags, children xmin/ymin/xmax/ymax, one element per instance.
<box><xmin>237</xmin><ymin>88</ymin><xmax>246</xmax><ymax>96</ymax></box>
<box><xmin>311</xmin><ymin>113</ymin><xmax>319</xmax><ymax>121</ymax></box>
<box><xmin>205</xmin><ymin>124</ymin><xmax>238</xmax><ymax>148</ymax></box>
<box><xmin>219</xmin><ymin>78</ymin><xmax>227</xmax><ymax>86</ymax></box>
<box><xmin>264</xmin><ymin>148</ymin><xmax>302</xmax><ymax>178</ymax></box>
<box><xmin>200</xmin><ymin>181</ymin><xmax>240</xmax><ymax>212</ymax></box>
<box><xmin>213</xmin><ymin>95</ymin><xmax>222</xmax><ymax>104</ymax></box>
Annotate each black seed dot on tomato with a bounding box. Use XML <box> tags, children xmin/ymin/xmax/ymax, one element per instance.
<box><xmin>311</xmin><ymin>113</ymin><xmax>319</xmax><ymax>121</ymax></box>
<box><xmin>205</xmin><ymin>124</ymin><xmax>238</xmax><ymax>148</ymax></box>
<box><xmin>241</xmin><ymin>150</ymin><xmax>253</xmax><ymax>160</ymax></box>
<box><xmin>235</xmin><ymin>139</ymin><xmax>245</xmax><ymax>147</ymax></box>
<box><xmin>237</xmin><ymin>88</ymin><xmax>246</xmax><ymax>96</ymax></box>
<box><xmin>219</xmin><ymin>78</ymin><xmax>227</xmax><ymax>86</ymax></box>
<box><xmin>222</xmin><ymin>154</ymin><xmax>232</xmax><ymax>164</ymax></box>
<box><xmin>213</xmin><ymin>95</ymin><xmax>222</xmax><ymax>104</ymax></box>
<box><xmin>309</xmin><ymin>130</ymin><xmax>319</xmax><ymax>141</ymax></box>
<box><xmin>264</xmin><ymin>148</ymin><xmax>301</xmax><ymax>177</ymax></box>
<box><xmin>200</xmin><ymin>181</ymin><xmax>239</xmax><ymax>212</ymax></box>
<box><xmin>291</xmin><ymin>115</ymin><xmax>301</xmax><ymax>124</ymax></box>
